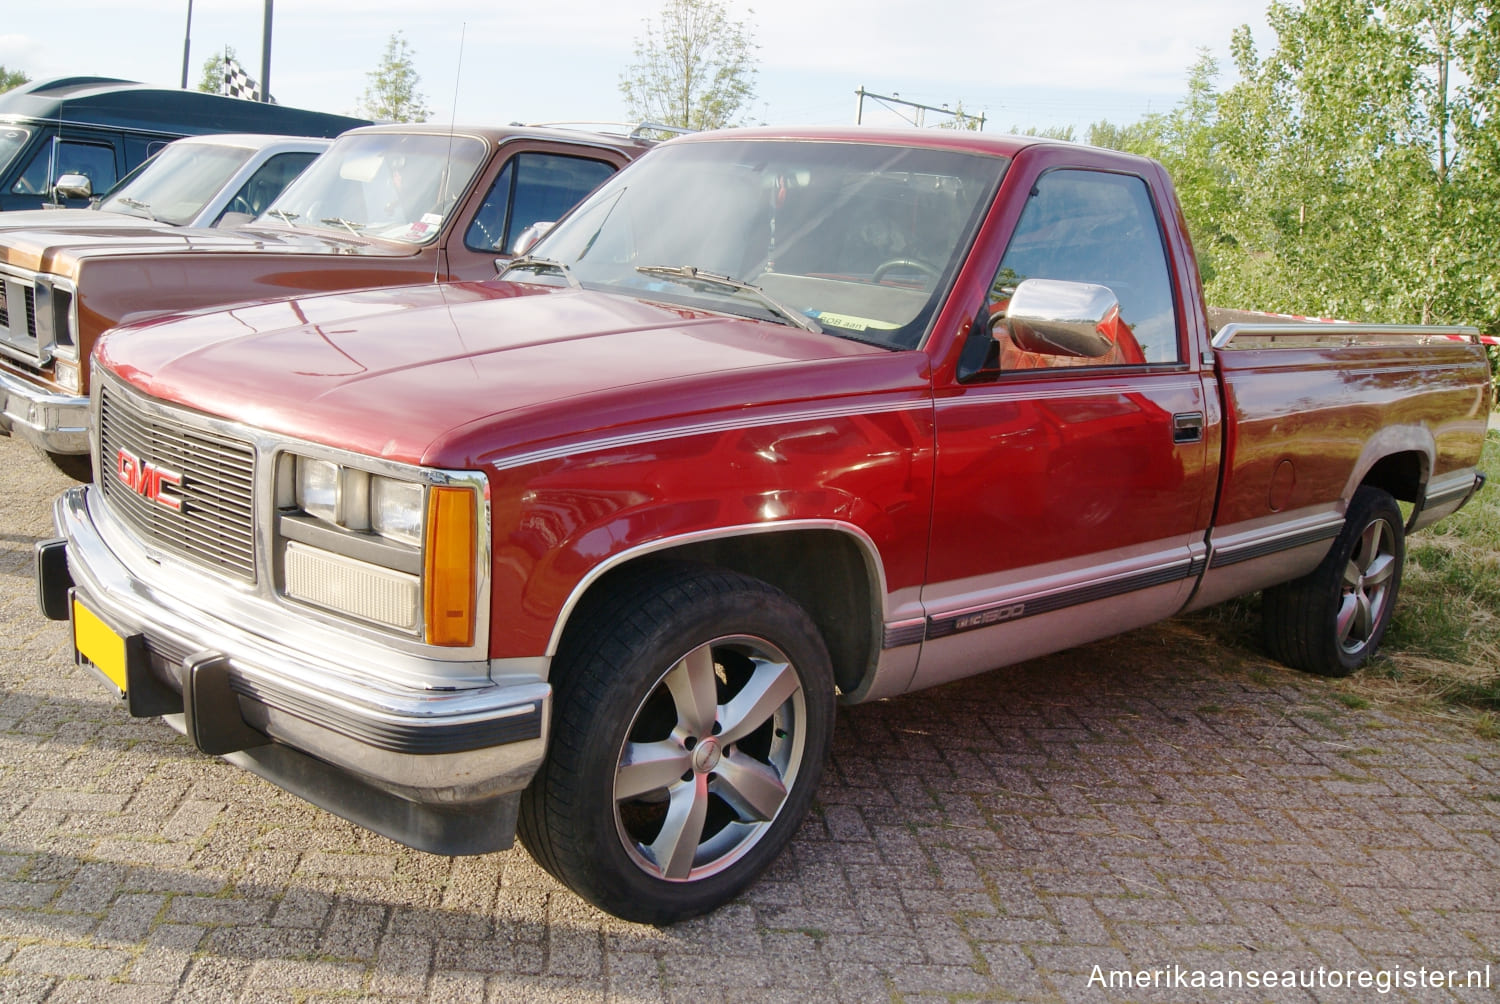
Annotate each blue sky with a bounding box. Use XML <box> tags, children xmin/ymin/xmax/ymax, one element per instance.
<box><xmin>2</xmin><ymin>1</ymin><xmax>1274</xmax><ymax>134</ymax></box>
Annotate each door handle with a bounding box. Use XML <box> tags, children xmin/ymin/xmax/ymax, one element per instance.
<box><xmin>1173</xmin><ymin>411</ymin><xmax>1204</xmax><ymax>444</ymax></box>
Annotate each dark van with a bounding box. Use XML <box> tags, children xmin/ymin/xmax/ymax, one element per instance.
<box><xmin>0</xmin><ymin>76</ymin><xmax>368</xmax><ymax>211</ymax></box>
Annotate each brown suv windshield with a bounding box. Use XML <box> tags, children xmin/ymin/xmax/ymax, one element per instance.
<box><xmin>259</xmin><ymin>133</ymin><xmax>487</xmax><ymax>244</ymax></box>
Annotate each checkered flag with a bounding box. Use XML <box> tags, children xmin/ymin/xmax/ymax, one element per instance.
<box><xmin>221</xmin><ymin>54</ymin><xmax>264</xmax><ymax>102</ymax></box>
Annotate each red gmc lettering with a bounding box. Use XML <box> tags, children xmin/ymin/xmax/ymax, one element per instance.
<box><xmin>115</xmin><ymin>449</ymin><xmax>183</xmax><ymax>511</ymax></box>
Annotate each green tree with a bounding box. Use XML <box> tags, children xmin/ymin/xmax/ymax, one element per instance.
<box><xmin>0</xmin><ymin>66</ymin><xmax>28</xmax><ymax>93</ymax></box>
<box><xmin>1008</xmin><ymin>124</ymin><xmax>1077</xmax><ymax>141</ymax></box>
<box><xmin>1208</xmin><ymin>0</ymin><xmax>1500</xmax><ymax>335</ymax></box>
<box><xmin>619</xmin><ymin>0</ymin><xmax>758</xmax><ymax>130</ymax></box>
<box><xmin>196</xmin><ymin>47</ymin><xmax>239</xmax><ymax>94</ymax></box>
<box><xmin>1085</xmin><ymin>118</ymin><xmax>1164</xmax><ymax>154</ymax></box>
<box><xmin>359</xmin><ymin>32</ymin><xmax>430</xmax><ymax>123</ymax></box>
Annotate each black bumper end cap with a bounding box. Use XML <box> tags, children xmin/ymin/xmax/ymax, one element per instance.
<box><xmin>35</xmin><ymin>538</ymin><xmax>72</xmax><ymax>621</ymax></box>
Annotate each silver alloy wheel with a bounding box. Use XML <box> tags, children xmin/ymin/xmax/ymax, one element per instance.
<box><xmin>1337</xmin><ymin>517</ymin><xmax>1398</xmax><ymax>656</ymax></box>
<box><xmin>612</xmin><ymin>634</ymin><xmax>807</xmax><ymax>882</ymax></box>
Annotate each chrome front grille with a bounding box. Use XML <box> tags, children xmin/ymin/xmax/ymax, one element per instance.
<box><xmin>98</xmin><ymin>384</ymin><xmax>257</xmax><ymax>582</ymax></box>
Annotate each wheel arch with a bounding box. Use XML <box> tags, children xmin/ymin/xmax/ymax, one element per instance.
<box><xmin>1343</xmin><ymin>428</ymin><xmax>1432</xmax><ymax>509</ymax></box>
<box><xmin>547</xmin><ymin>521</ymin><xmax>887</xmax><ymax>697</ymax></box>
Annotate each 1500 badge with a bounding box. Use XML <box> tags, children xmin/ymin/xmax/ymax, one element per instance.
<box><xmin>955</xmin><ymin>603</ymin><xmax>1027</xmax><ymax>631</ymax></box>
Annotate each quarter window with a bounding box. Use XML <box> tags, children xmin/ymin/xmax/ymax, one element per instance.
<box><xmin>989</xmin><ymin>169</ymin><xmax>1179</xmax><ymax>367</ymax></box>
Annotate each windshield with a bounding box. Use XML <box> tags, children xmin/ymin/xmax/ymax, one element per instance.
<box><xmin>97</xmin><ymin>142</ymin><xmax>256</xmax><ymax>225</ymax></box>
<box><xmin>525</xmin><ymin>139</ymin><xmax>1005</xmax><ymax>348</ymax></box>
<box><xmin>258</xmin><ymin>132</ymin><xmax>487</xmax><ymax>244</ymax></box>
<box><xmin>0</xmin><ymin>126</ymin><xmax>30</xmax><ymax>179</ymax></box>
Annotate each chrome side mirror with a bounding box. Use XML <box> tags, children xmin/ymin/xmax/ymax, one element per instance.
<box><xmin>992</xmin><ymin>278</ymin><xmax>1120</xmax><ymax>358</ymax></box>
<box><xmin>510</xmin><ymin>221</ymin><xmax>554</xmax><ymax>256</ymax></box>
<box><xmin>53</xmin><ymin>173</ymin><xmax>93</xmax><ymax>200</ymax></box>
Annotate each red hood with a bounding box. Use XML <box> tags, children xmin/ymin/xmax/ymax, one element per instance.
<box><xmin>97</xmin><ymin>281</ymin><xmax>899</xmax><ymax>468</ymax></box>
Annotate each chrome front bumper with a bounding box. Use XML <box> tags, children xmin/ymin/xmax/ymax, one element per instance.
<box><xmin>0</xmin><ymin>367</ymin><xmax>88</xmax><ymax>453</ymax></box>
<box><xmin>41</xmin><ymin>485</ymin><xmax>550</xmax><ymax>855</ymax></box>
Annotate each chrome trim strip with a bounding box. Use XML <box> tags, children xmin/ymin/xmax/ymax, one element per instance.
<box><xmin>545</xmin><ymin>519</ymin><xmax>891</xmax><ymax>659</ymax></box>
<box><xmin>922</xmin><ymin>553</ymin><xmax>1203</xmax><ymax>641</ymax></box>
<box><xmin>882</xmin><ymin>619</ymin><xmax>926</xmax><ymax>649</ymax></box>
<box><xmin>933</xmin><ymin>375</ymin><xmax>1202</xmax><ymax>407</ymax></box>
<box><xmin>230</xmin><ymin>672</ymin><xmax>543</xmax><ymax>754</ymax></box>
<box><xmin>489</xmin><ymin>399</ymin><xmax>930</xmax><ymax>472</ymax></box>
<box><xmin>1424</xmin><ymin>469</ymin><xmax>1482</xmax><ymax>507</ymax></box>
<box><xmin>1213</xmin><ymin>321</ymin><xmax>1481</xmax><ymax>351</ymax></box>
<box><xmin>1209</xmin><ymin>520</ymin><xmax>1343</xmax><ymax>568</ymax></box>
<box><xmin>1206</xmin><ymin>510</ymin><xmax>1345</xmax><ymax>570</ymax></box>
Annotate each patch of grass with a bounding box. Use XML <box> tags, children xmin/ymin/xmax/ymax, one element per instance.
<box><xmin>1335</xmin><ymin>693</ymin><xmax>1371</xmax><ymax>710</ymax></box>
<box><xmin>1475</xmin><ymin>713</ymin><xmax>1500</xmax><ymax>741</ymax></box>
<box><xmin>1197</xmin><ymin>703</ymin><xmax>1224</xmax><ymax>714</ymax></box>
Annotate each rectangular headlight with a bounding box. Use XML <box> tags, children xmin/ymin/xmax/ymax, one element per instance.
<box><xmin>295</xmin><ymin>457</ymin><xmax>340</xmax><ymax>522</ymax></box>
<box><xmin>371</xmin><ymin>476</ymin><xmax>424</xmax><ymax>545</ymax></box>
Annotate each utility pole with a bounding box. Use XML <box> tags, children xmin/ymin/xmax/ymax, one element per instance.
<box><xmin>180</xmin><ymin>0</ymin><xmax>193</xmax><ymax>89</ymax></box>
<box><xmin>854</xmin><ymin>86</ymin><xmax>985</xmax><ymax>130</ymax></box>
<box><xmin>260</xmin><ymin>0</ymin><xmax>274</xmax><ymax>103</ymax></box>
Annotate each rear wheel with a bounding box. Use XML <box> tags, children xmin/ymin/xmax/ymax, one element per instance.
<box><xmin>518</xmin><ymin>563</ymin><xmax>834</xmax><ymax>924</ymax></box>
<box><xmin>1262</xmin><ymin>485</ymin><xmax>1404</xmax><ymax>677</ymax></box>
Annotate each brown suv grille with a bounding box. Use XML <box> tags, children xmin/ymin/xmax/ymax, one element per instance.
<box><xmin>98</xmin><ymin>384</ymin><xmax>257</xmax><ymax>582</ymax></box>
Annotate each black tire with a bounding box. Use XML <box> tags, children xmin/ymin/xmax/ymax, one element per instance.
<box><xmin>1262</xmin><ymin>485</ymin><xmax>1405</xmax><ymax>677</ymax></box>
<box><xmin>518</xmin><ymin>562</ymin><xmax>835</xmax><ymax>924</ymax></box>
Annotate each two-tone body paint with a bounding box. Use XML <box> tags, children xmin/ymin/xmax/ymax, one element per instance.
<box><xmin>83</xmin><ymin>130</ymin><xmax>1493</xmax><ymax>715</ymax></box>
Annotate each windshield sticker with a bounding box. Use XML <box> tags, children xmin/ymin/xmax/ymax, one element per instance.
<box><xmin>421</xmin><ymin>213</ymin><xmax>442</xmax><ymax>225</ymax></box>
<box><xmin>813</xmin><ymin>311</ymin><xmax>901</xmax><ymax>332</ymax></box>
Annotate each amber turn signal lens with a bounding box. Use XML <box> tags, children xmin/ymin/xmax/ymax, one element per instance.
<box><xmin>424</xmin><ymin>487</ymin><xmax>476</xmax><ymax>647</ymax></box>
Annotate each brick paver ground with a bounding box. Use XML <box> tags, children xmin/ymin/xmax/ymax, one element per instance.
<box><xmin>2</xmin><ymin>433</ymin><xmax>1497</xmax><ymax>1002</ymax></box>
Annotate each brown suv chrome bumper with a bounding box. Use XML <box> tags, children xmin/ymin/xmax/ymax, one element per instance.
<box><xmin>0</xmin><ymin>369</ymin><xmax>88</xmax><ymax>453</ymax></box>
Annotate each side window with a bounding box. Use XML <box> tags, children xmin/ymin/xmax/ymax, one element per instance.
<box><xmin>465</xmin><ymin>153</ymin><xmax>614</xmax><ymax>253</ymax></box>
<box><xmin>10</xmin><ymin>138</ymin><xmax>118</xmax><ymax>196</ymax></box>
<box><xmin>217</xmin><ymin>151</ymin><xmax>319</xmax><ymax>224</ymax></box>
<box><xmin>989</xmin><ymin>169</ymin><xmax>1179</xmax><ymax>368</ymax></box>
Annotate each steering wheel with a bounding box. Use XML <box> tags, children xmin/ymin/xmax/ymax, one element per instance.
<box><xmin>871</xmin><ymin>258</ymin><xmax>942</xmax><ymax>285</ymax></box>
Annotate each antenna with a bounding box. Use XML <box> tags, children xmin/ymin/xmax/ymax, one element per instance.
<box><xmin>435</xmin><ymin>22</ymin><xmax>466</xmax><ymax>284</ymax></box>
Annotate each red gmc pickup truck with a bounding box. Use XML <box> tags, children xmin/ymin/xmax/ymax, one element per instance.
<box><xmin>35</xmin><ymin>127</ymin><xmax>1492</xmax><ymax>924</ymax></box>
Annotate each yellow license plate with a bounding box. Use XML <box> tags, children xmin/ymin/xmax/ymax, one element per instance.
<box><xmin>73</xmin><ymin>598</ymin><xmax>128</xmax><ymax>693</ymax></box>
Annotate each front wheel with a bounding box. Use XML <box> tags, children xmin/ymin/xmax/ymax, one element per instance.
<box><xmin>1262</xmin><ymin>485</ymin><xmax>1405</xmax><ymax>677</ymax></box>
<box><xmin>518</xmin><ymin>563</ymin><xmax>835</xmax><ymax>924</ymax></box>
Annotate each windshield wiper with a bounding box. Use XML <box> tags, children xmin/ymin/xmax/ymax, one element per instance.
<box><xmin>320</xmin><ymin>217</ymin><xmax>366</xmax><ymax>238</ymax></box>
<box><xmin>266</xmin><ymin>208</ymin><xmax>300</xmax><ymax>227</ymax></box>
<box><xmin>635</xmin><ymin>264</ymin><xmax>822</xmax><ymax>333</ymax></box>
<box><xmin>499</xmin><ymin>255</ymin><xmax>582</xmax><ymax>289</ymax></box>
<box><xmin>117</xmin><ymin>197</ymin><xmax>155</xmax><ymax>220</ymax></box>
